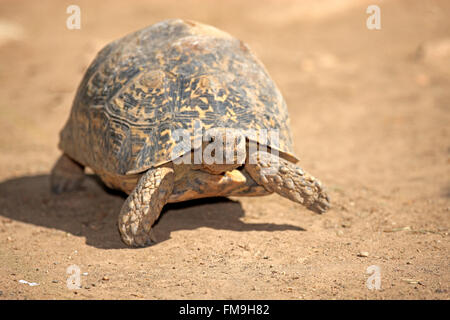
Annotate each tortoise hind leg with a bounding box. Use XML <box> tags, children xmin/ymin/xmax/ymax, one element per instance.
<box><xmin>50</xmin><ymin>154</ymin><xmax>85</xmax><ymax>194</ymax></box>
<box><xmin>245</xmin><ymin>150</ymin><xmax>330</xmax><ymax>214</ymax></box>
<box><xmin>118</xmin><ymin>164</ymin><xmax>174</xmax><ymax>247</ymax></box>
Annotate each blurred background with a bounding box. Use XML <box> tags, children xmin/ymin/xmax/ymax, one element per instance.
<box><xmin>0</xmin><ymin>0</ymin><xmax>448</xmax><ymax>299</ymax></box>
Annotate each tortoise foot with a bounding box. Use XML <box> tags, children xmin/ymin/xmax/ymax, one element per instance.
<box><xmin>245</xmin><ymin>150</ymin><xmax>330</xmax><ymax>214</ymax></box>
<box><xmin>118</xmin><ymin>165</ymin><xmax>174</xmax><ymax>247</ymax></box>
<box><xmin>50</xmin><ymin>154</ymin><xmax>85</xmax><ymax>194</ymax></box>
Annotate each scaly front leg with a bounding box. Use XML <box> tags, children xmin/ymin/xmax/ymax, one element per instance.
<box><xmin>118</xmin><ymin>164</ymin><xmax>174</xmax><ymax>247</ymax></box>
<box><xmin>245</xmin><ymin>150</ymin><xmax>330</xmax><ymax>214</ymax></box>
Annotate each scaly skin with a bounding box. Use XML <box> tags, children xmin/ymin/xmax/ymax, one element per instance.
<box><xmin>50</xmin><ymin>154</ymin><xmax>85</xmax><ymax>194</ymax></box>
<box><xmin>245</xmin><ymin>151</ymin><xmax>330</xmax><ymax>214</ymax></box>
<box><xmin>117</xmin><ymin>164</ymin><xmax>174</xmax><ymax>247</ymax></box>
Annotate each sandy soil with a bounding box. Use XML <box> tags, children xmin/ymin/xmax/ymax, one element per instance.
<box><xmin>0</xmin><ymin>0</ymin><xmax>449</xmax><ymax>300</ymax></box>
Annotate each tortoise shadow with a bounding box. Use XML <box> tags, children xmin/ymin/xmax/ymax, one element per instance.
<box><xmin>0</xmin><ymin>174</ymin><xmax>305</xmax><ymax>249</ymax></box>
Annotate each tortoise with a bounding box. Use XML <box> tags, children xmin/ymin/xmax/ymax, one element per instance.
<box><xmin>51</xmin><ymin>19</ymin><xmax>330</xmax><ymax>247</ymax></box>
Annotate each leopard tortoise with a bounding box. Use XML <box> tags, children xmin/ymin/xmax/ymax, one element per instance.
<box><xmin>51</xmin><ymin>19</ymin><xmax>330</xmax><ymax>247</ymax></box>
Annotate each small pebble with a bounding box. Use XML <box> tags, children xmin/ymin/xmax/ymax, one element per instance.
<box><xmin>18</xmin><ymin>280</ymin><xmax>39</xmax><ymax>286</ymax></box>
<box><xmin>402</xmin><ymin>278</ymin><xmax>420</xmax><ymax>284</ymax></box>
<box><xmin>102</xmin><ymin>276</ymin><xmax>109</xmax><ymax>281</ymax></box>
<box><xmin>357</xmin><ymin>252</ymin><xmax>369</xmax><ymax>257</ymax></box>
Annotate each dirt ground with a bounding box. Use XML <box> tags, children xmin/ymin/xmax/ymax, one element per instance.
<box><xmin>0</xmin><ymin>0</ymin><xmax>449</xmax><ymax>300</ymax></box>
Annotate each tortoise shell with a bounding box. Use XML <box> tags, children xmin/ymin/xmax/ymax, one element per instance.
<box><xmin>59</xmin><ymin>19</ymin><xmax>298</xmax><ymax>175</ymax></box>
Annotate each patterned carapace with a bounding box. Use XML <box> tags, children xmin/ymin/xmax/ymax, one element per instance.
<box><xmin>59</xmin><ymin>19</ymin><xmax>297</xmax><ymax>175</ymax></box>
